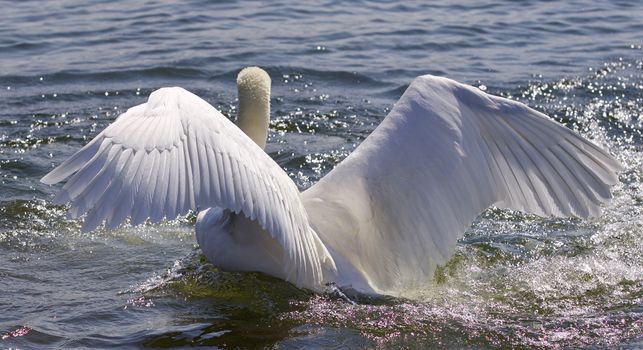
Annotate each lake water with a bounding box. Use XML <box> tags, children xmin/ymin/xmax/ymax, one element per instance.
<box><xmin>1</xmin><ymin>0</ymin><xmax>642</xmax><ymax>348</ymax></box>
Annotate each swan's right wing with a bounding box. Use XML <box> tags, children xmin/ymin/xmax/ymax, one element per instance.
<box><xmin>41</xmin><ymin>87</ymin><xmax>332</xmax><ymax>288</ymax></box>
<box><xmin>302</xmin><ymin>75</ymin><xmax>621</xmax><ymax>295</ymax></box>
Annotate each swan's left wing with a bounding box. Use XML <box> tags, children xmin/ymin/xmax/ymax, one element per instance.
<box><xmin>41</xmin><ymin>87</ymin><xmax>332</xmax><ymax>288</ymax></box>
<box><xmin>302</xmin><ymin>75</ymin><xmax>621</xmax><ymax>295</ymax></box>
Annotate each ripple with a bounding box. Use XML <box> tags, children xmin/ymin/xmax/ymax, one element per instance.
<box><xmin>1</xmin><ymin>0</ymin><xmax>642</xmax><ymax>348</ymax></box>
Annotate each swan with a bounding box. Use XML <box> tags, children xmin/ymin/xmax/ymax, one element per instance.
<box><xmin>41</xmin><ymin>67</ymin><xmax>622</xmax><ymax>296</ymax></box>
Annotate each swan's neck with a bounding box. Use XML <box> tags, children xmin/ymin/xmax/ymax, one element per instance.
<box><xmin>236</xmin><ymin>67</ymin><xmax>271</xmax><ymax>149</ymax></box>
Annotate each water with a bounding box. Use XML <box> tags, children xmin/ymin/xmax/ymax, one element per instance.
<box><xmin>1</xmin><ymin>0</ymin><xmax>642</xmax><ymax>348</ymax></box>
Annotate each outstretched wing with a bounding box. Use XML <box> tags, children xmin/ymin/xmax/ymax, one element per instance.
<box><xmin>42</xmin><ymin>87</ymin><xmax>332</xmax><ymax>287</ymax></box>
<box><xmin>302</xmin><ymin>75</ymin><xmax>621</xmax><ymax>295</ymax></box>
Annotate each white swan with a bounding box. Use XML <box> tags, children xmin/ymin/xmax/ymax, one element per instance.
<box><xmin>41</xmin><ymin>67</ymin><xmax>622</xmax><ymax>296</ymax></box>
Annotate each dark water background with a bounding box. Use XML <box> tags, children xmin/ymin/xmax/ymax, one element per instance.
<box><xmin>1</xmin><ymin>0</ymin><xmax>642</xmax><ymax>348</ymax></box>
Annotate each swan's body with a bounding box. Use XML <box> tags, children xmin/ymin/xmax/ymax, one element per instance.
<box><xmin>42</xmin><ymin>67</ymin><xmax>621</xmax><ymax>296</ymax></box>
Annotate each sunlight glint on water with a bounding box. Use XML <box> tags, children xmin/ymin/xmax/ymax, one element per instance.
<box><xmin>0</xmin><ymin>0</ymin><xmax>641</xmax><ymax>348</ymax></box>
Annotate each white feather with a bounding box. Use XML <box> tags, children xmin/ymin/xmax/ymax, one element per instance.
<box><xmin>301</xmin><ymin>74</ymin><xmax>622</xmax><ymax>295</ymax></box>
<box><xmin>42</xmin><ymin>71</ymin><xmax>621</xmax><ymax>295</ymax></box>
<box><xmin>42</xmin><ymin>85</ymin><xmax>332</xmax><ymax>289</ymax></box>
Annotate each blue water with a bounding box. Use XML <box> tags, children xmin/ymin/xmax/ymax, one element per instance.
<box><xmin>1</xmin><ymin>0</ymin><xmax>642</xmax><ymax>348</ymax></box>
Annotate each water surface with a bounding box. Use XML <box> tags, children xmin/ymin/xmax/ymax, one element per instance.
<box><xmin>1</xmin><ymin>0</ymin><xmax>642</xmax><ymax>348</ymax></box>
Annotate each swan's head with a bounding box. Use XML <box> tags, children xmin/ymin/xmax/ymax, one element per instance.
<box><xmin>236</xmin><ymin>67</ymin><xmax>271</xmax><ymax>149</ymax></box>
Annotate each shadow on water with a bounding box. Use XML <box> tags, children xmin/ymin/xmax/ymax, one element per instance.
<box><xmin>128</xmin><ymin>254</ymin><xmax>313</xmax><ymax>348</ymax></box>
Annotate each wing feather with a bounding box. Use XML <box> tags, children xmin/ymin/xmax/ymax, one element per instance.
<box><xmin>133</xmin><ymin>149</ymin><xmax>160</xmax><ymax>225</ymax></box>
<box><xmin>105</xmin><ymin>150</ymin><xmax>137</xmax><ymax>228</ymax></box>
<box><xmin>302</xmin><ymin>74</ymin><xmax>621</xmax><ymax>295</ymax></box>
<box><xmin>42</xmin><ymin>135</ymin><xmax>104</xmax><ymax>185</ymax></box>
<box><xmin>165</xmin><ymin>147</ymin><xmax>180</xmax><ymax>220</ymax></box>
<box><xmin>195</xmin><ymin>140</ymin><xmax>211</xmax><ymax>205</ymax></box>
<box><xmin>186</xmin><ymin>126</ymin><xmax>201</xmax><ymax>206</ymax></box>
<box><xmin>101</xmin><ymin>148</ymin><xmax>135</xmax><ymax>227</ymax></box>
<box><xmin>149</xmin><ymin>150</ymin><xmax>169</xmax><ymax>222</ymax></box>
<box><xmin>502</xmin><ymin>118</ymin><xmax>593</xmax><ymax>214</ymax></box>
<box><xmin>173</xmin><ymin>140</ymin><xmax>186</xmax><ymax>216</ymax></box>
<box><xmin>42</xmin><ymin>87</ymin><xmax>332</xmax><ymax>288</ymax></box>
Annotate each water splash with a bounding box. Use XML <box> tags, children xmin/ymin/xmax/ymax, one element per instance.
<box><xmin>277</xmin><ymin>60</ymin><xmax>643</xmax><ymax>348</ymax></box>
